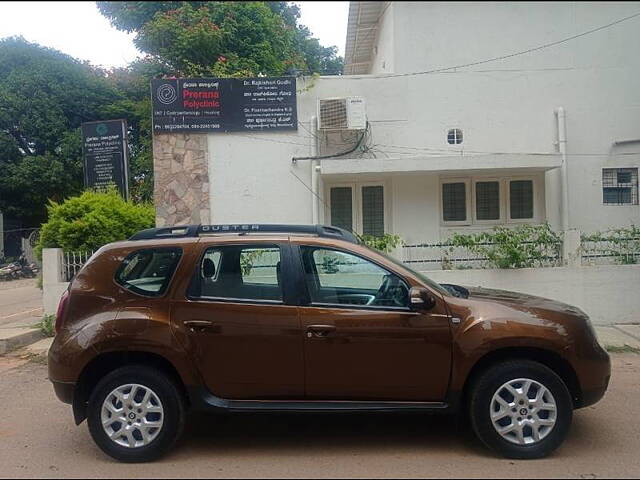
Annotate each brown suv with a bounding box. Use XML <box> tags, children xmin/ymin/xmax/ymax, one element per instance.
<box><xmin>48</xmin><ymin>224</ymin><xmax>610</xmax><ymax>462</ymax></box>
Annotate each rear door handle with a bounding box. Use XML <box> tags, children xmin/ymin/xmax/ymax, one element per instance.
<box><xmin>184</xmin><ymin>320</ymin><xmax>215</xmax><ymax>333</ymax></box>
<box><xmin>306</xmin><ymin>324</ymin><xmax>336</xmax><ymax>338</ymax></box>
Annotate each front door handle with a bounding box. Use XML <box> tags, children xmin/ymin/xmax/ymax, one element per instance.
<box><xmin>306</xmin><ymin>324</ymin><xmax>336</xmax><ymax>338</ymax></box>
<box><xmin>184</xmin><ymin>319</ymin><xmax>215</xmax><ymax>333</ymax></box>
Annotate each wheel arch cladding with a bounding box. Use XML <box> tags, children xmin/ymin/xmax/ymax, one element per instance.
<box><xmin>72</xmin><ymin>351</ymin><xmax>189</xmax><ymax>425</ymax></box>
<box><xmin>460</xmin><ymin>347</ymin><xmax>582</xmax><ymax>409</ymax></box>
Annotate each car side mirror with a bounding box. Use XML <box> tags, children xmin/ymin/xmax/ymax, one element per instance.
<box><xmin>409</xmin><ymin>287</ymin><xmax>436</xmax><ymax>311</ymax></box>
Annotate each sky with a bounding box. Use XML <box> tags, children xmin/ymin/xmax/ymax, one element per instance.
<box><xmin>0</xmin><ymin>1</ymin><xmax>350</xmax><ymax>68</ymax></box>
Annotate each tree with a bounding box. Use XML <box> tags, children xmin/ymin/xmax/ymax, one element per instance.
<box><xmin>0</xmin><ymin>37</ymin><xmax>123</xmax><ymax>226</ymax></box>
<box><xmin>97</xmin><ymin>1</ymin><xmax>343</xmax><ymax>76</ymax></box>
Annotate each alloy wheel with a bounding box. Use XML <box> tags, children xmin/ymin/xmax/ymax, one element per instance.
<box><xmin>489</xmin><ymin>378</ymin><xmax>557</xmax><ymax>445</ymax></box>
<box><xmin>101</xmin><ymin>383</ymin><xmax>164</xmax><ymax>448</ymax></box>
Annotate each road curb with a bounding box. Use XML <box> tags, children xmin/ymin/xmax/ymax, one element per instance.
<box><xmin>0</xmin><ymin>328</ymin><xmax>45</xmax><ymax>355</ymax></box>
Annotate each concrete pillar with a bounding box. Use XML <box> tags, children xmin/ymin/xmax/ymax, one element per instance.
<box><xmin>42</xmin><ymin>248</ymin><xmax>69</xmax><ymax>315</ymax></box>
<box><xmin>563</xmin><ymin>229</ymin><xmax>581</xmax><ymax>267</ymax></box>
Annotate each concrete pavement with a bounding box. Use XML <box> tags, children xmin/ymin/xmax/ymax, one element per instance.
<box><xmin>0</xmin><ymin>354</ymin><xmax>638</xmax><ymax>478</ymax></box>
<box><xmin>0</xmin><ymin>279</ymin><xmax>42</xmax><ymax>327</ymax></box>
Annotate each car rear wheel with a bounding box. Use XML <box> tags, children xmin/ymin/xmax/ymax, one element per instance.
<box><xmin>469</xmin><ymin>360</ymin><xmax>573</xmax><ymax>459</ymax></box>
<box><xmin>87</xmin><ymin>365</ymin><xmax>185</xmax><ymax>462</ymax></box>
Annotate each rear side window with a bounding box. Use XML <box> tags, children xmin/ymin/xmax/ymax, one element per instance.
<box><xmin>189</xmin><ymin>244</ymin><xmax>283</xmax><ymax>302</ymax></box>
<box><xmin>115</xmin><ymin>248</ymin><xmax>182</xmax><ymax>297</ymax></box>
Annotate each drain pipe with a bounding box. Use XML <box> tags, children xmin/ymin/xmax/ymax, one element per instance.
<box><xmin>309</xmin><ymin>115</ymin><xmax>320</xmax><ymax>224</ymax></box>
<box><xmin>555</xmin><ymin>107</ymin><xmax>569</xmax><ymax>231</ymax></box>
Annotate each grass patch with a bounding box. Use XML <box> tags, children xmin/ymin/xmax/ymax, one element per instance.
<box><xmin>605</xmin><ymin>344</ymin><xmax>640</xmax><ymax>354</ymax></box>
<box><xmin>34</xmin><ymin>314</ymin><xmax>55</xmax><ymax>337</ymax></box>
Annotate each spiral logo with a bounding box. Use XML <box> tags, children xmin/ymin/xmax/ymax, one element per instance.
<box><xmin>157</xmin><ymin>83</ymin><xmax>177</xmax><ymax>105</ymax></box>
<box><xmin>96</xmin><ymin>123</ymin><xmax>108</xmax><ymax>136</ymax></box>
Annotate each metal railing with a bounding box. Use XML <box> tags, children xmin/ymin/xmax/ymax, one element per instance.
<box><xmin>581</xmin><ymin>236</ymin><xmax>640</xmax><ymax>265</ymax></box>
<box><xmin>402</xmin><ymin>240</ymin><xmax>563</xmax><ymax>270</ymax></box>
<box><xmin>62</xmin><ymin>250</ymin><xmax>94</xmax><ymax>282</ymax></box>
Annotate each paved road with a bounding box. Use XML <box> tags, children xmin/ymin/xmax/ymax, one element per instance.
<box><xmin>0</xmin><ymin>354</ymin><xmax>638</xmax><ymax>478</ymax></box>
<box><xmin>0</xmin><ymin>279</ymin><xmax>42</xmax><ymax>327</ymax></box>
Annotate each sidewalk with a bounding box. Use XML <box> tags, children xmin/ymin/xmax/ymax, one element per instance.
<box><xmin>594</xmin><ymin>325</ymin><xmax>640</xmax><ymax>352</ymax></box>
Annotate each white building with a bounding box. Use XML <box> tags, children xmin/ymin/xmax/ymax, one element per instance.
<box><xmin>154</xmin><ymin>1</ymin><xmax>640</xmax><ymax>248</ymax></box>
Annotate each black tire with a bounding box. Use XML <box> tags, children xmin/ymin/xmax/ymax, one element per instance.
<box><xmin>469</xmin><ymin>360</ymin><xmax>573</xmax><ymax>459</ymax></box>
<box><xmin>87</xmin><ymin>365</ymin><xmax>186</xmax><ymax>463</ymax></box>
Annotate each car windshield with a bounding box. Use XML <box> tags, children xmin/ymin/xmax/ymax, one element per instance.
<box><xmin>367</xmin><ymin>247</ymin><xmax>451</xmax><ymax>297</ymax></box>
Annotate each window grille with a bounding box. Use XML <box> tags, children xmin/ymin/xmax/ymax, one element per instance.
<box><xmin>447</xmin><ymin>128</ymin><xmax>463</xmax><ymax>145</ymax></box>
<box><xmin>442</xmin><ymin>182</ymin><xmax>467</xmax><ymax>221</ymax></box>
<box><xmin>330</xmin><ymin>187</ymin><xmax>353</xmax><ymax>231</ymax></box>
<box><xmin>510</xmin><ymin>180</ymin><xmax>534</xmax><ymax>219</ymax></box>
<box><xmin>602</xmin><ymin>168</ymin><xmax>638</xmax><ymax>205</ymax></box>
<box><xmin>362</xmin><ymin>186</ymin><xmax>384</xmax><ymax>237</ymax></box>
<box><xmin>475</xmin><ymin>181</ymin><xmax>500</xmax><ymax>220</ymax></box>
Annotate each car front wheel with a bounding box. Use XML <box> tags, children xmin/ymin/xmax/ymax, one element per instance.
<box><xmin>87</xmin><ymin>365</ymin><xmax>185</xmax><ymax>462</ymax></box>
<box><xmin>469</xmin><ymin>360</ymin><xmax>573</xmax><ymax>459</ymax></box>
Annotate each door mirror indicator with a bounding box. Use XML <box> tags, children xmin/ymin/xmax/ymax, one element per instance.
<box><xmin>409</xmin><ymin>287</ymin><xmax>436</xmax><ymax>310</ymax></box>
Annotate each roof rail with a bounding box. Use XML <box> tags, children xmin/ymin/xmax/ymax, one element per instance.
<box><xmin>128</xmin><ymin>224</ymin><xmax>360</xmax><ymax>244</ymax></box>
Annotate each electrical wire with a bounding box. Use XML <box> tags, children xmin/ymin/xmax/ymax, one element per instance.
<box><xmin>291</xmin><ymin>122</ymin><xmax>370</xmax><ymax>161</ymax></box>
<box><xmin>288</xmin><ymin>167</ymin><xmax>330</xmax><ymax>211</ymax></box>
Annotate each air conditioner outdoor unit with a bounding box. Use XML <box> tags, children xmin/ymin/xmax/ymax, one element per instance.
<box><xmin>317</xmin><ymin>97</ymin><xmax>367</xmax><ymax>130</ymax></box>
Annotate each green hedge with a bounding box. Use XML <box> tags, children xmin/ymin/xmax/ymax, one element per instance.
<box><xmin>36</xmin><ymin>189</ymin><xmax>155</xmax><ymax>257</ymax></box>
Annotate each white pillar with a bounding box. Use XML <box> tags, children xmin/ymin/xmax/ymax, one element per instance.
<box><xmin>42</xmin><ymin>248</ymin><xmax>68</xmax><ymax>315</ymax></box>
<box><xmin>563</xmin><ymin>229</ymin><xmax>581</xmax><ymax>268</ymax></box>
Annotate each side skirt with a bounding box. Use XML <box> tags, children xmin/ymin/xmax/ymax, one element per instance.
<box><xmin>188</xmin><ymin>388</ymin><xmax>451</xmax><ymax>413</ymax></box>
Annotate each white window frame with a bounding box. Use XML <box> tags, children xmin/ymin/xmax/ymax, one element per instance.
<box><xmin>440</xmin><ymin>175</ymin><xmax>541</xmax><ymax>227</ymax></box>
<box><xmin>325</xmin><ymin>180</ymin><xmax>390</xmax><ymax>235</ymax></box>
<box><xmin>440</xmin><ymin>178</ymin><xmax>472</xmax><ymax>226</ymax></box>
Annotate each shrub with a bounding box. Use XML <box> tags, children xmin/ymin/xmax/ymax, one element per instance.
<box><xmin>581</xmin><ymin>225</ymin><xmax>640</xmax><ymax>265</ymax></box>
<box><xmin>447</xmin><ymin>223</ymin><xmax>562</xmax><ymax>269</ymax></box>
<box><xmin>36</xmin><ymin>189</ymin><xmax>155</xmax><ymax>258</ymax></box>
<box><xmin>360</xmin><ymin>233</ymin><xmax>403</xmax><ymax>253</ymax></box>
<box><xmin>36</xmin><ymin>314</ymin><xmax>56</xmax><ymax>337</ymax></box>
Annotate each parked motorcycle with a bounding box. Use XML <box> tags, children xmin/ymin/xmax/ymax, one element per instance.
<box><xmin>0</xmin><ymin>261</ymin><xmax>22</xmax><ymax>280</ymax></box>
<box><xmin>0</xmin><ymin>254</ymin><xmax>39</xmax><ymax>280</ymax></box>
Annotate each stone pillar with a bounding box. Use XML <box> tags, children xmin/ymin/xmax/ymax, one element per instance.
<box><xmin>152</xmin><ymin>133</ymin><xmax>211</xmax><ymax>227</ymax></box>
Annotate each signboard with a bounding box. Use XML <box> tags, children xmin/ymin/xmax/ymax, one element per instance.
<box><xmin>81</xmin><ymin>119</ymin><xmax>129</xmax><ymax>199</ymax></box>
<box><xmin>151</xmin><ymin>77</ymin><xmax>297</xmax><ymax>133</ymax></box>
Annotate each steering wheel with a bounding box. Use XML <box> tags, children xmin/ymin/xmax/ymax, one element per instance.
<box><xmin>368</xmin><ymin>274</ymin><xmax>408</xmax><ymax>307</ymax></box>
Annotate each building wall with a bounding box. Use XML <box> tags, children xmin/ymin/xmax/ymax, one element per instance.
<box><xmin>369</xmin><ymin>2</ymin><xmax>395</xmax><ymax>74</ymax></box>
<box><xmin>154</xmin><ymin>2</ymin><xmax>640</xmax><ymax>241</ymax></box>
<box><xmin>205</xmin><ymin>66</ymin><xmax>639</xmax><ymax>240</ymax></box>
<box><xmin>390</xmin><ymin>2</ymin><xmax>638</xmax><ymax>74</ymax></box>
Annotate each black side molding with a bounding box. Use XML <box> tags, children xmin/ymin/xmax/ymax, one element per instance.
<box><xmin>188</xmin><ymin>388</ymin><xmax>450</xmax><ymax>414</ymax></box>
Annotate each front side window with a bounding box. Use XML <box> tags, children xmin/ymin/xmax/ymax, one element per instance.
<box><xmin>116</xmin><ymin>248</ymin><xmax>182</xmax><ymax>297</ymax></box>
<box><xmin>191</xmin><ymin>245</ymin><xmax>283</xmax><ymax>302</ymax></box>
<box><xmin>301</xmin><ymin>247</ymin><xmax>409</xmax><ymax>309</ymax></box>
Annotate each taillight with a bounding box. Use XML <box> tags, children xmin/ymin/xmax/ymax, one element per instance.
<box><xmin>55</xmin><ymin>290</ymin><xmax>70</xmax><ymax>335</ymax></box>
